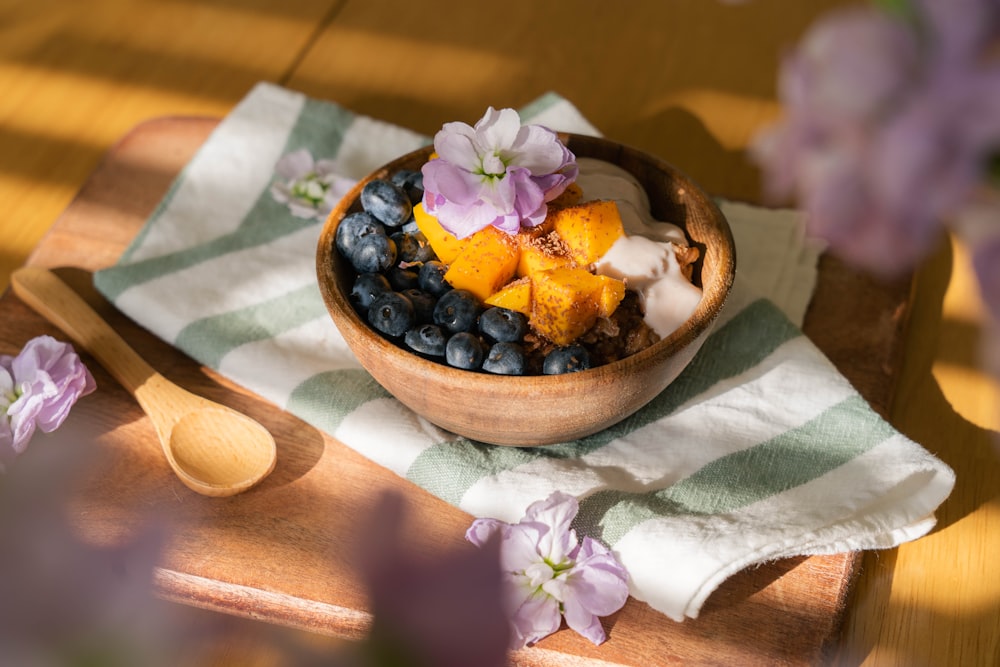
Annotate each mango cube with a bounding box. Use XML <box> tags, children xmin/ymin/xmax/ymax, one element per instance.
<box><xmin>484</xmin><ymin>278</ymin><xmax>532</xmax><ymax>316</ymax></box>
<box><xmin>444</xmin><ymin>226</ymin><xmax>520</xmax><ymax>301</ymax></box>
<box><xmin>548</xmin><ymin>182</ymin><xmax>584</xmax><ymax>209</ymax></box>
<box><xmin>413</xmin><ymin>203</ymin><xmax>466</xmax><ymax>264</ymax></box>
<box><xmin>516</xmin><ymin>233</ymin><xmax>575</xmax><ymax>278</ymax></box>
<box><xmin>529</xmin><ymin>267</ymin><xmax>624</xmax><ymax>346</ymax></box>
<box><xmin>594</xmin><ymin>275</ymin><xmax>627</xmax><ymax>317</ymax></box>
<box><xmin>549</xmin><ymin>199</ymin><xmax>625</xmax><ymax>266</ymax></box>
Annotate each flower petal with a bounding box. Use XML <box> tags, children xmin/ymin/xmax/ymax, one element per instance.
<box><xmin>273</xmin><ymin>148</ymin><xmax>315</xmax><ymax>180</ymax></box>
<box><xmin>507</xmin><ymin>587</ymin><xmax>561</xmax><ymax>648</ymax></box>
<box><xmin>313</xmin><ymin>158</ymin><xmax>344</xmax><ymax>178</ymax></box>
<box><xmin>509</xmin><ymin>125</ymin><xmax>570</xmax><ymax>174</ymax></box>
<box><xmin>430</xmin><ymin>199</ymin><xmax>502</xmax><ymax>239</ymax></box>
<box><xmin>793</xmin><ymin>7</ymin><xmax>919</xmax><ymax>122</ymax></box>
<box><xmin>0</xmin><ymin>362</ymin><xmax>14</xmax><ymax>405</ymax></box>
<box><xmin>466</xmin><ymin>517</ymin><xmax>506</xmax><ymax>547</ymax></box>
<box><xmin>492</xmin><ymin>212</ymin><xmax>524</xmax><ymax>235</ymax></box>
<box><xmin>434</xmin><ymin>121</ymin><xmax>480</xmax><ymax>170</ymax></box>
<box><xmin>474</xmin><ymin>107</ymin><xmax>522</xmax><ymax>155</ymax></box>
<box><xmin>561</xmin><ymin>603</ymin><xmax>607</xmax><ymax>646</ymax></box>
<box><xmin>422</xmin><ymin>159</ymin><xmax>483</xmax><ymax>206</ymax></box>
<box><xmin>524</xmin><ymin>491</ymin><xmax>580</xmax><ymax>563</ymax></box>
<box><xmin>498</xmin><ymin>523</ymin><xmax>548</xmax><ymax>573</ymax></box>
<box><xmin>287</xmin><ymin>200</ymin><xmax>323</xmax><ymax>220</ymax></box>
<box><xmin>559</xmin><ymin>540</ymin><xmax>628</xmax><ymax>645</ymax></box>
<box><xmin>477</xmin><ymin>173</ymin><xmax>517</xmax><ymax>213</ymax></box>
<box><xmin>569</xmin><ymin>538</ymin><xmax>630</xmax><ymax>616</ymax></box>
<box><xmin>508</xmin><ymin>168</ymin><xmax>546</xmax><ymax>219</ymax></box>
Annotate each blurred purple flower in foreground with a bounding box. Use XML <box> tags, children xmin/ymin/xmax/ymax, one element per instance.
<box><xmin>271</xmin><ymin>148</ymin><xmax>356</xmax><ymax>220</ymax></box>
<box><xmin>422</xmin><ymin>107</ymin><xmax>578</xmax><ymax>239</ymax></box>
<box><xmin>353</xmin><ymin>490</ymin><xmax>510</xmax><ymax>667</ymax></box>
<box><xmin>467</xmin><ymin>491</ymin><xmax>629</xmax><ymax>649</ymax></box>
<box><xmin>751</xmin><ymin>0</ymin><xmax>1000</xmax><ymax>307</ymax></box>
<box><xmin>1</xmin><ymin>335</ymin><xmax>95</xmax><ymax>470</ymax></box>
<box><xmin>0</xmin><ymin>431</ymin><xmax>196</xmax><ymax>666</ymax></box>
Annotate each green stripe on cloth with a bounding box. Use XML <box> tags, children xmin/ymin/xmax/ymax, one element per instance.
<box><xmin>406</xmin><ymin>298</ymin><xmax>802</xmax><ymax>505</ymax></box>
<box><xmin>93</xmin><ymin>214</ymin><xmax>319</xmax><ymax>301</ymax></box>
<box><xmin>283</xmin><ymin>94</ymin><xmax>356</xmax><ymax>156</ymax></box>
<box><xmin>173</xmin><ymin>284</ymin><xmax>328</xmax><ymax>369</ymax></box>
<box><xmin>119</xmin><ymin>169</ymin><xmax>192</xmax><ymax>265</ymax></box>
<box><xmin>286</xmin><ymin>369</ymin><xmax>391</xmax><ymax>434</ymax></box>
<box><xmin>518</xmin><ymin>92</ymin><xmax>570</xmax><ymax>122</ymax></box>
<box><xmin>572</xmin><ymin>393</ymin><xmax>898</xmax><ymax>545</ymax></box>
<box><xmin>95</xmin><ymin>97</ymin><xmax>356</xmax><ymax>301</ymax></box>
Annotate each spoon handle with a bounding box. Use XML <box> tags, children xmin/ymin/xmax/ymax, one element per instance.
<box><xmin>11</xmin><ymin>267</ymin><xmax>157</xmax><ymax>395</ymax></box>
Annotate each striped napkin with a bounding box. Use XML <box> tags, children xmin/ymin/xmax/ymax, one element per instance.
<box><xmin>93</xmin><ymin>82</ymin><xmax>954</xmax><ymax>623</ymax></box>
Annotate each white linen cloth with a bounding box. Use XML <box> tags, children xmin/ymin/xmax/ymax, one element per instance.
<box><xmin>94</xmin><ymin>82</ymin><xmax>954</xmax><ymax>622</ymax></box>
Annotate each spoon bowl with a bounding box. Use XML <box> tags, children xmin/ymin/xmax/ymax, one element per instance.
<box><xmin>170</xmin><ymin>408</ymin><xmax>276</xmax><ymax>489</ymax></box>
<box><xmin>11</xmin><ymin>266</ymin><xmax>277</xmax><ymax>497</ymax></box>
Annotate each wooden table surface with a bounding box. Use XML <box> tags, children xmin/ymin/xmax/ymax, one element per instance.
<box><xmin>1</xmin><ymin>1</ymin><xmax>997</xmax><ymax>665</ymax></box>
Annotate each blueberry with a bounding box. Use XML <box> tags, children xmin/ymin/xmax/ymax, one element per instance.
<box><xmin>418</xmin><ymin>261</ymin><xmax>451</xmax><ymax>296</ymax></box>
<box><xmin>335</xmin><ymin>211</ymin><xmax>384</xmax><ymax>259</ymax></box>
<box><xmin>367</xmin><ymin>291</ymin><xmax>415</xmax><ymax>337</ymax></box>
<box><xmin>350</xmin><ymin>272</ymin><xmax>392</xmax><ymax>312</ymax></box>
<box><xmin>433</xmin><ymin>289</ymin><xmax>481</xmax><ymax>333</ymax></box>
<box><xmin>361</xmin><ymin>178</ymin><xmax>412</xmax><ymax>227</ymax></box>
<box><xmin>349</xmin><ymin>233</ymin><xmax>397</xmax><ymax>274</ymax></box>
<box><xmin>390</xmin><ymin>169</ymin><xmax>425</xmax><ymax>205</ymax></box>
<box><xmin>543</xmin><ymin>345</ymin><xmax>591</xmax><ymax>375</ymax></box>
<box><xmin>390</xmin><ymin>169</ymin><xmax>418</xmax><ymax>188</ymax></box>
<box><xmin>387</xmin><ymin>265</ymin><xmax>420</xmax><ymax>291</ymax></box>
<box><xmin>445</xmin><ymin>332</ymin><xmax>486</xmax><ymax>370</ymax></box>
<box><xmin>404</xmin><ymin>323</ymin><xmax>447</xmax><ymax>356</ymax></box>
<box><xmin>391</xmin><ymin>230</ymin><xmax>434</xmax><ymax>264</ymax></box>
<box><xmin>482</xmin><ymin>342</ymin><xmax>526</xmax><ymax>375</ymax></box>
<box><xmin>401</xmin><ymin>288</ymin><xmax>437</xmax><ymax>322</ymax></box>
<box><xmin>479</xmin><ymin>307</ymin><xmax>528</xmax><ymax>343</ymax></box>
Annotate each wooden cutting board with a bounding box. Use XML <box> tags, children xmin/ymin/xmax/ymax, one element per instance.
<box><xmin>2</xmin><ymin>117</ymin><xmax>912</xmax><ymax>666</ymax></box>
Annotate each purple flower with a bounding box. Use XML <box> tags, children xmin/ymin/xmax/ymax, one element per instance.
<box><xmin>750</xmin><ymin>0</ymin><xmax>1000</xmax><ymax>279</ymax></box>
<box><xmin>0</xmin><ymin>424</ymin><xmax>202</xmax><ymax>666</ymax></box>
<box><xmin>270</xmin><ymin>148</ymin><xmax>356</xmax><ymax>220</ymax></box>
<box><xmin>781</xmin><ymin>6</ymin><xmax>920</xmax><ymax>125</ymax></box>
<box><xmin>466</xmin><ymin>491</ymin><xmax>629</xmax><ymax>648</ymax></box>
<box><xmin>421</xmin><ymin>107</ymin><xmax>578</xmax><ymax>239</ymax></box>
<box><xmin>353</xmin><ymin>490</ymin><xmax>510</xmax><ymax>667</ymax></box>
<box><xmin>1</xmin><ymin>335</ymin><xmax>96</xmax><ymax>470</ymax></box>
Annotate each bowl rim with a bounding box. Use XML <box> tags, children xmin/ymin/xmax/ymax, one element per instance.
<box><xmin>316</xmin><ymin>133</ymin><xmax>736</xmax><ymax>390</ymax></box>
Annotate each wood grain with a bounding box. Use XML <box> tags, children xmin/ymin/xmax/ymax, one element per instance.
<box><xmin>0</xmin><ymin>116</ymin><xmax>908</xmax><ymax>666</ymax></box>
<box><xmin>0</xmin><ymin>0</ymin><xmax>343</xmax><ymax>293</ymax></box>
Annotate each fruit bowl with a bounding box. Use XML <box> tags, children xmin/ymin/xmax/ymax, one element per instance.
<box><xmin>316</xmin><ymin>134</ymin><xmax>735</xmax><ymax>446</ymax></box>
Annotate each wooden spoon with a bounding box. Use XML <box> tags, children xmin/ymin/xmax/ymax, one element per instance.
<box><xmin>11</xmin><ymin>266</ymin><xmax>277</xmax><ymax>497</ymax></box>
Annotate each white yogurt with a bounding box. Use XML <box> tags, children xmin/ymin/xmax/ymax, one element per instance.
<box><xmin>575</xmin><ymin>158</ymin><xmax>688</xmax><ymax>245</ymax></box>
<box><xmin>575</xmin><ymin>158</ymin><xmax>703</xmax><ymax>339</ymax></box>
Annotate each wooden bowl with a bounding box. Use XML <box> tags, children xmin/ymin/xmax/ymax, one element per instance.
<box><xmin>316</xmin><ymin>134</ymin><xmax>735</xmax><ymax>446</ymax></box>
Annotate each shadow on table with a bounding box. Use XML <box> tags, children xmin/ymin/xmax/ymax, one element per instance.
<box><xmin>835</xmin><ymin>237</ymin><xmax>1000</xmax><ymax>666</ymax></box>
